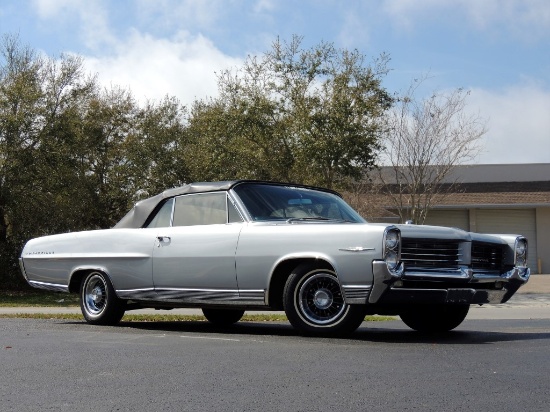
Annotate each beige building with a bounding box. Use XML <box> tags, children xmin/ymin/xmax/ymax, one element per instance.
<box><xmin>368</xmin><ymin>164</ymin><xmax>550</xmax><ymax>274</ymax></box>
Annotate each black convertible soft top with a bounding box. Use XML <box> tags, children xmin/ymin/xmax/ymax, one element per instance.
<box><xmin>113</xmin><ymin>180</ymin><xmax>341</xmax><ymax>229</ymax></box>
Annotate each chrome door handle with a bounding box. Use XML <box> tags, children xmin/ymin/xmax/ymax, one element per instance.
<box><xmin>157</xmin><ymin>236</ymin><xmax>171</xmax><ymax>247</ymax></box>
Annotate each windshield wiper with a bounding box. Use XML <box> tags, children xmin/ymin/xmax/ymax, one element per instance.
<box><xmin>286</xmin><ymin>217</ymin><xmax>357</xmax><ymax>223</ymax></box>
<box><xmin>286</xmin><ymin>217</ymin><xmax>339</xmax><ymax>223</ymax></box>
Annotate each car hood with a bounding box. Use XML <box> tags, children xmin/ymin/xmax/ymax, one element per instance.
<box><xmin>396</xmin><ymin>224</ymin><xmax>509</xmax><ymax>245</ymax></box>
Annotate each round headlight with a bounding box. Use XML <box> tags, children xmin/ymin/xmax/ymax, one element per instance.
<box><xmin>385</xmin><ymin>231</ymin><xmax>399</xmax><ymax>250</ymax></box>
<box><xmin>385</xmin><ymin>250</ymin><xmax>399</xmax><ymax>270</ymax></box>
<box><xmin>515</xmin><ymin>239</ymin><xmax>528</xmax><ymax>267</ymax></box>
<box><xmin>516</xmin><ymin>241</ymin><xmax>526</xmax><ymax>257</ymax></box>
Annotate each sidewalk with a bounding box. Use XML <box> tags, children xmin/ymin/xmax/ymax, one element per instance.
<box><xmin>2</xmin><ymin>275</ymin><xmax>549</xmax><ymax>320</ymax></box>
<box><xmin>516</xmin><ymin>274</ymin><xmax>550</xmax><ymax>294</ymax></box>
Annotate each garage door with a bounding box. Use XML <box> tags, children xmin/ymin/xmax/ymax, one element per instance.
<box><xmin>475</xmin><ymin>209</ymin><xmax>537</xmax><ymax>270</ymax></box>
<box><xmin>424</xmin><ymin>209</ymin><xmax>469</xmax><ymax>231</ymax></box>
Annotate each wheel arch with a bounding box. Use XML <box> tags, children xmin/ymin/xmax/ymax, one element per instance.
<box><xmin>68</xmin><ymin>267</ymin><xmax>116</xmax><ymax>294</ymax></box>
<box><xmin>267</xmin><ymin>256</ymin><xmax>337</xmax><ymax>310</ymax></box>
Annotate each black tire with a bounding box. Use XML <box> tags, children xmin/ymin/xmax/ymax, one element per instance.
<box><xmin>283</xmin><ymin>264</ymin><xmax>365</xmax><ymax>336</ymax></box>
<box><xmin>399</xmin><ymin>304</ymin><xmax>469</xmax><ymax>333</ymax></box>
<box><xmin>202</xmin><ymin>308</ymin><xmax>245</xmax><ymax>325</ymax></box>
<box><xmin>80</xmin><ymin>271</ymin><xmax>125</xmax><ymax>325</ymax></box>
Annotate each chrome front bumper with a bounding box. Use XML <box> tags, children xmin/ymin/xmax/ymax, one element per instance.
<box><xmin>367</xmin><ymin>261</ymin><xmax>530</xmax><ymax>305</ymax></box>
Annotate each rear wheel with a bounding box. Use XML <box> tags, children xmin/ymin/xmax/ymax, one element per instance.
<box><xmin>399</xmin><ymin>304</ymin><xmax>469</xmax><ymax>332</ymax></box>
<box><xmin>202</xmin><ymin>308</ymin><xmax>245</xmax><ymax>325</ymax></box>
<box><xmin>80</xmin><ymin>271</ymin><xmax>125</xmax><ymax>325</ymax></box>
<box><xmin>283</xmin><ymin>264</ymin><xmax>365</xmax><ymax>336</ymax></box>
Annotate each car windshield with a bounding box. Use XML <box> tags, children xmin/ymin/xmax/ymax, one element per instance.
<box><xmin>233</xmin><ymin>183</ymin><xmax>366</xmax><ymax>223</ymax></box>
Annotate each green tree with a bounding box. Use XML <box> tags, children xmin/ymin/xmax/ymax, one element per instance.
<box><xmin>0</xmin><ymin>35</ymin><xmax>193</xmax><ymax>289</ymax></box>
<box><xmin>0</xmin><ymin>35</ymin><xmax>98</xmax><ymax>287</ymax></box>
<box><xmin>187</xmin><ymin>96</ymin><xmax>292</xmax><ymax>182</ymax></box>
<box><xmin>189</xmin><ymin>36</ymin><xmax>392</xmax><ymax>188</ymax></box>
<box><xmin>125</xmin><ymin>96</ymin><xmax>191</xmax><ymax>199</ymax></box>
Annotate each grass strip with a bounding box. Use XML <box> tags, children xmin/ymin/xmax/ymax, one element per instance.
<box><xmin>0</xmin><ymin>313</ymin><xmax>395</xmax><ymax>322</ymax></box>
<box><xmin>0</xmin><ymin>291</ymin><xmax>79</xmax><ymax>307</ymax></box>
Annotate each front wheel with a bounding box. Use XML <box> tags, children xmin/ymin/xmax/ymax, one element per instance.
<box><xmin>202</xmin><ymin>308</ymin><xmax>245</xmax><ymax>325</ymax></box>
<box><xmin>283</xmin><ymin>264</ymin><xmax>365</xmax><ymax>336</ymax></box>
<box><xmin>399</xmin><ymin>304</ymin><xmax>469</xmax><ymax>332</ymax></box>
<box><xmin>80</xmin><ymin>271</ymin><xmax>125</xmax><ymax>325</ymax></box>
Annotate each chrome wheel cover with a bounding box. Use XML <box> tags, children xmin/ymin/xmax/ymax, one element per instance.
<box><xmin>83</xmin><ymin>274</ymin><xmax>108</xmax><ymax>316</ymax></box>
<box><xmin>297</xmin><ymin>272</ymin><xmax>346</xmax><ymax>325</ymax></box>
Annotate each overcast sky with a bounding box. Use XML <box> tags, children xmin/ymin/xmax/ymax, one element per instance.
<box><xmin>1</xmin><ymin>0</ymin><xmax>549</xmax><ymax>164</ymax></box>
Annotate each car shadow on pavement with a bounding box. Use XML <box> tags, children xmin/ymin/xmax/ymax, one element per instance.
<box><xmin>117</xmin><ymin>320</ymin><xmax>298</xmax><ymax>337</ymax></box>
<box><xmin>111</xmin><ymin>319</ymin><xmax>550</xmax><ymax>345</ymax></box>
<box><xmin>353</xmin><ymin>326</ymin><xmax>550</xmax><ymax>345</ymax></box>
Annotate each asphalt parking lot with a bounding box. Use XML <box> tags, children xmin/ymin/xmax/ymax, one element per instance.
<box><xmin>1</xmin><ymin>315</ymin><xmax>549</xmax><ymax>412</ymax></box>
<box><xmin>2</xmin><ymin>276</ymin><xmax>549</xmax><ymax>412</ymax></box>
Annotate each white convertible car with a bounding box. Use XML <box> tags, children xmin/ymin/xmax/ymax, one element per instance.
<box><xmin>19</xmin><ymin>181</ymin><xmax>530</xmax><ymax>334</ymax></box>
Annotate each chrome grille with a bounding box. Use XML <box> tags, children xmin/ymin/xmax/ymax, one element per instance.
<box><xmin>472</xmin><ymin>242</ymin><xmax>504</xmax><ymax>271</ymax></box>
<box><xmin>401</xmin><ymin>240</ymin><xmax>462</xmax><ymax>270</ymax></box>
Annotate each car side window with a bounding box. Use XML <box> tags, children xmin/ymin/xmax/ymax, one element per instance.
<box><xmin>172</xmin><ymin>193</ymin><xmax>228</xmax><ymax>226</ymax></box>
<box><xmin>146</xmin><ymin>198</ymin><xmax>174</xmax><ymax>228</ymax></box>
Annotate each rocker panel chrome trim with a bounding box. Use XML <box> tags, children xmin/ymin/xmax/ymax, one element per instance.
<box><xmin>28</xmin><ymin>280</ymin><xmax>69</xmax><ymax>293</ymax></box>
<box><xmin>116</xmin><ymin>288</ymin><xmax>266</xmax><ymax>305</ymax></box>
<box><xmin>116</xmin><ymin>288</ymin><xmax>157</xmax><ymax>300</ymax></box>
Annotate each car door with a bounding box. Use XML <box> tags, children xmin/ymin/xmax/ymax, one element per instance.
<box><xmin>152</xmin><ymin>192</ymin><xmax>243</xmax><ymax>294</ymax></box>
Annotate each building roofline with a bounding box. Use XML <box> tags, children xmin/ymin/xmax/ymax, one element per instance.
<box><xmin>376</xmin><ymin>163</ymin><xmax>550</xmax><ymax>184</ymax></box>
<box><xmin>385</xmin><ymin>203</ymin><xmax>550</xmax><ymax>210</ymax></box>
